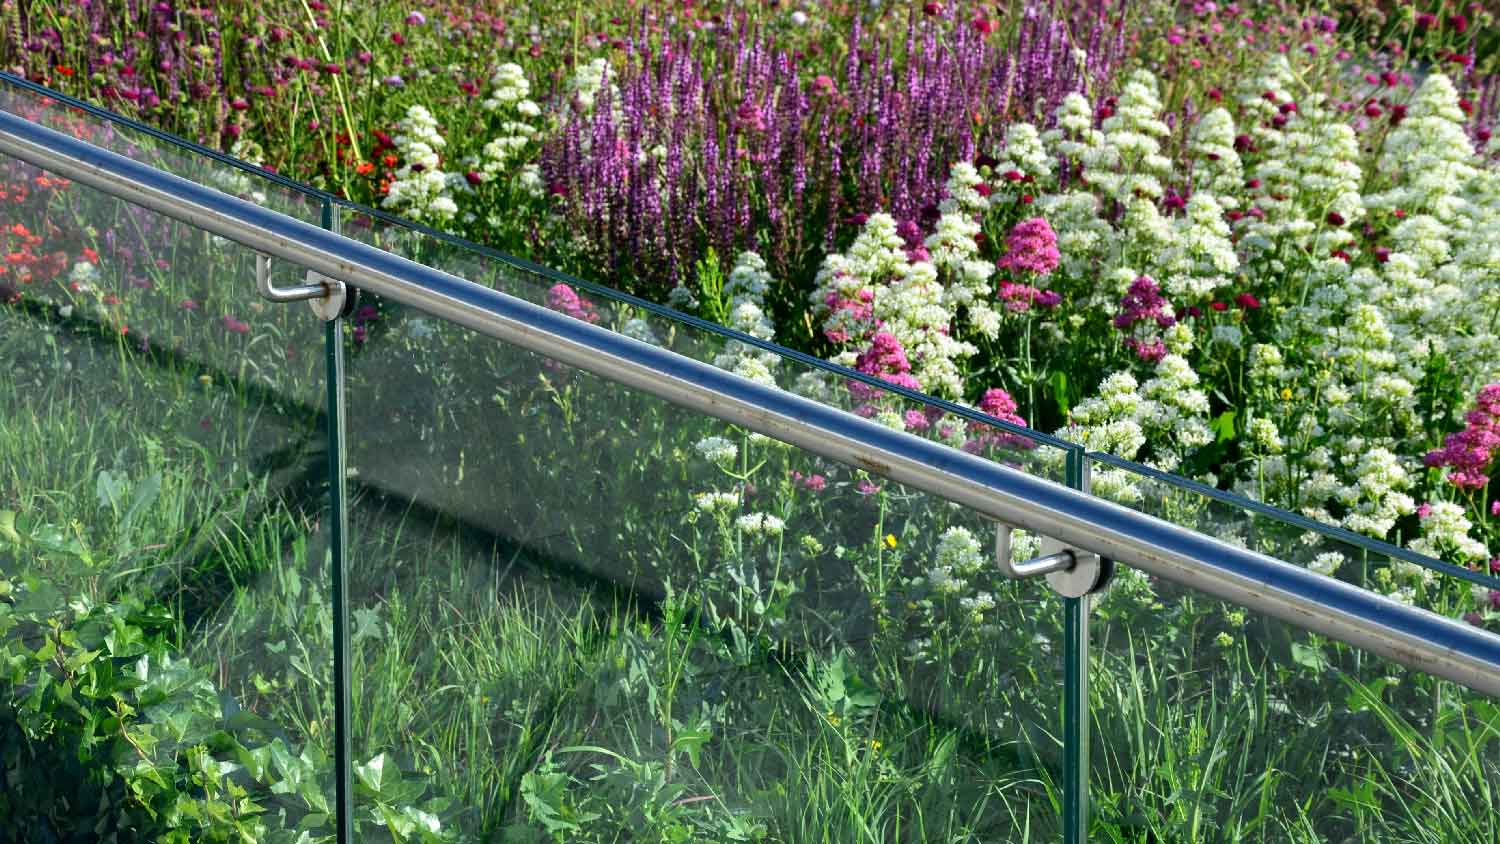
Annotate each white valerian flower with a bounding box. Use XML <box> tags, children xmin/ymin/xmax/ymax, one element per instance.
<box><xmin>1308</xmin><ymin>551</ymin><xmax>1344</xmax><ymax>577</ymax></box>
<box><xmin>1188</xmin><ymin>108</ymin><xmax>1243</xmax><ymax>207</ymax></box>
<box><xmin>934</xmin><ymin>526</ymin><xmax>985</xmax><ymax>578</ymax></box>
<box><xmin>810</xmin><ymin>213</ymin><xmax>976</xmax><ymax>397</ymax></box>
<box><xmin>694</xmin><ymin>491</ymin><xmax>740</xmax><ymax>513</ymax></box>
<box><xmin>621</xmin><ymin>318</ymin><xmax>660</xmax><ymax>345</ymax></box>
<box><xmin>383</xmin><ymin>105</ymin><xmax>458</xmax><ymax>223</ymax></box>
<box><xmin>1410</xmin><ymin>501</ymin><xmax>1489</xmax><ymax>563</ymax></box>
<box><xmin>714</xmin><ymin>251</ymin><xmax>782</xmax><ymax>380</ymax></box>
<box><xmin>1084</xmin><ymin>69</ymin><xmax>1171</xmax><ymax>202</ymax></box>
<box><xmin>735</xmin><ymin>512</ymin><xmax>785</xmax><ymax>536</ymax></box>
<box><xmin>694</xmin><ymin>436</ymin><xmax>738</xmax><ymax>466</ymax></box>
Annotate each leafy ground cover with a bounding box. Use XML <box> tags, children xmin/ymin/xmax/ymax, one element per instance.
<box><xmin>1</xmin><ymin>0</ymin><xmax>1500</xmax><ymax>841</ymax></box>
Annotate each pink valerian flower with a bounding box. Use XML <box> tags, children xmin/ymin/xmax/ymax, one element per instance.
<box><xmin>848</xmin><ymin>332</ymin><xmax>922</xmax><ymax>400</ymax></box>
<box><xmin>1113</xmin><ymin>276</ymin><xmax>1176</xmax><ymax>331</ymax></box>
<box><xmin>787</xmin><ymin>471</ymin><xmax>827</xmax><ymax>493</ymax></box>
<box><xmin>221</xmin><ymin>315</ymin><xmax>250</xmax><ymax>334</ymax></box>
<box><xmin>998</xmin><ymin>280</ymin><xmax>1062</xmax><ymax>313</ymax></box>
<box><xmin>1125</xmin><ymin>338</ymin><xmax>1168</xmax><ymax>362</ymax></box>
<box><xmin>821</xmin><ymin>287</ymin><xmax>877</xmax><ymax>344</ymax></box>
<box><xmin>995</xmin><ymin>217</ymin><xmax>1060</xmax><ymax>276</ymax></box>
<box><xmin>1113</xmin><ymin>276</ymin><xmax>1175</xmax><ymax>362</ymax></box>
<box><xmin>1425</xmin><ymin>384</ymin><xmax>1500</xmax><ymax>490</ymax></box>
<box><xmin>856</xmin><ymin>478</ymin><xmax>883</xmax><ymax>495</ymax></box>
<box><xmin>964</xmin><ymin>387</ymin><xmax>1037</xmax><ymax>453</ymax></box>
<box><xmin>546</xmin><ymin>283</ymin><xmax>599</xmax><ymax>324</ymax></box>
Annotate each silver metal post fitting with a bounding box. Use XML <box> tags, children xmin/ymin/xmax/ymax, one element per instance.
<box><xmin>996</xmin><ymin>524</ymin><xmax>1111</xmax><ymax>598</ymax></box>
<box><xmin>256</xmin><ymin>253</ymin><xmax>348</xmax><ymax>320</ymax></box>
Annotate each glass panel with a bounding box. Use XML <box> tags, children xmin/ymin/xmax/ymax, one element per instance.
<box><xmin>1087</xmin><ymin>455</ymin><xmax>1500</xmax><ymax>621</ymax></box>
<box><xmin>0</xmin><ymin>153</ymin><xmax>335</xmax><ymax>837</ymax></box>
<box><xmin>1089</xmin><ymin>586</ymin><xmax>1500</xmax><ymax>842</ymax></box>
<box><xmin>0</xmin><ymin>75</ymin><xmax>321</xmax><ymax>222</ymax></box>
<box><xmin>340</xmin><ymin>292</ymin><xmax>1072</xmax><ymax>840</ymax></box>
<box><xmin>338</xmin><ymin>206</ymin><xmax>1070</xmax><ymax>483</ymax></box>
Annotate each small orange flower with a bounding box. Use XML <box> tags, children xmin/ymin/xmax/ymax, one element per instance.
<box><xmin>355</xmin><ymin>161</ymin><xmax>375</xmax><ymax>176</ymax></box>
<box><xmin>55</xmin><ymin>65</ymin><xmax>74</xmax><ymax>77</ymax></box>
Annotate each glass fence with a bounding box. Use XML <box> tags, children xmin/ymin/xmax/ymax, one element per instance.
<box><xmin>0</xmin><ymin>75</ymin><xmax>1496</xmax><ymax>844</ymax></box>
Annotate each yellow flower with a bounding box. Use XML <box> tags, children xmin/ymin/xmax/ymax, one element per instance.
<box><xmin>884</xmin><ymin>533</ymin><xmax>898</xmax><ymax>549</ymax></box>
<box><xmin>1279</xmin><ymin>387</ymin><xmax>1293</xmax><ymax>401</ymax></box>
<box><xmin>869</xmin><ymin>739</ymin><xmax>882</xmax><ymax>751</ymax></box>
<box><xmin>826</xmin><ymin>711</ymin><xmax>842</xmax><ymax>727</ymax></box>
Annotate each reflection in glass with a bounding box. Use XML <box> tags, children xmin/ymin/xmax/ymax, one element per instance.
<box><xmin>0</xmin><ymin>154</ymin><xmax>335</xmax><ymax>836</ymax></box>
<box><xmin>339</xmin><ymin>289</ymin><xmax>1073</xmax><ymax>841</ymax></box>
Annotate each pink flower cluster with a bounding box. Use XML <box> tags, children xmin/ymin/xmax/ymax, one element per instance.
<box><xmin>1424</xmin><ymin>384</ymin><xmax>1500</xmax><ymax>490</ymax></box>
<box><xmin>1112</xmin><ymin>276</ymin><xmax>1176</xmax><ymax>362</ymax></box>
<box><xmin>994</xmin><ymin>218</ymin><xmax>1062</xmax><ymax>312</ymax></box>
<box><xmin>788</xmin><ymin>470</ymin><xmax>827</xmax><ymax>492</ymax></box>
<box><xmin>996</xmin><ymin>217</ymin><xmax>1060</xmax><ymax>276</ymax></box>
<box><xmin>546</xmin><ymin>283</ymin><xmax>599</xmax><ymax>324</ymax></box>
<box><xmin>964</xmin><ymin>387</ymin><xmax>1036</xmax><ymax>452</ymax></box>
<box><xmin>849</xmin><ymin>332</ymin><xmax>922</xmax><ymax>400</ymax></box>
<box><xmin>998</xmin><ymin>280</ymin><xmax>1062</xmax><ymax>312</ymax></box>
<box><xmin>821</xmin><ymin>287</ymin><xmax>877</xmax><ymax>344</ymax></box>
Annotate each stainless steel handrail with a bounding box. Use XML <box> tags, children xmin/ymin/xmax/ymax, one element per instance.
<box><xmin>2</xmin><ymin>110</ymin><xmax>1497</xmax><ymax>697</ymax></box>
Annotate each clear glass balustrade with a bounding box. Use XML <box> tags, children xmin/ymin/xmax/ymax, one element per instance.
<box><xmin>0</xmin><ymin>74</ymin><xmax>1494</xmax><ymax>844</ymax></box>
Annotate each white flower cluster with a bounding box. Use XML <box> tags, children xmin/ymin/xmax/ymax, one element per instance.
<box><xmin>472</xmin><ymin>63</ymin><xmax>544</xmax><ymax>197</ymax></box>
<box><xmin>1369</xmin><ymin>74</ymin><xmax>1478</xmax><ymax>224</ymax></box>
<box><xmin>713</xmin><ymin>251</ymin><xmax>781</xmax><ymax>386</ymax></box>
<box><xmin>383</xmin><ymin>105</ymin><xmax>460</xmax><ymax>223</ymax></box>
<box><xmin>1154</xmin><ymin>193</ymin><xmax>1238</xmax><ymax>302</ymax></box>
<box><xmin>1188</xmin><ymin>108</ymin><xmax>1243</xmax><ymax>208</ymax></box>
<box><xmin>927</xmin><ymin>164</ymin><xmax>1001</xmax><ymax>338</ymax></box>
<box><xmin>694</xmin><ymin>490</ymin><xmax>741</xmax><ymax>513</ymax></box>
<box><xmin>809</xmin><ymin>214</ymin><xmax>976</xmax><ymax>398</ymax></box>
<box><xmin>926</xmin><ymin>527</ymin><xmax>987</xmax><ymax>598</ymax></box>
<box><xmin>1043</xmin><ymin>92</ymin><xmax>1105</xmax><ymax>167</ymax></box>
<box><xmin>569</xmin><ymin>57</ymin><xmax>618</xmax><ymax>114</ymax></box>
<box><xmin>1084</xmin><ymin>69</ymin><xmax>1171</xmax><ymax>202</ymax></box>
<box><xmin>694</xmin><ymin>436</ymin><xmax>738</xmax><ymax>467</ymax></box>
<box><xmin>1410</xmin><ymin>501</ymin><xmax>1488</xmax><ymax>564</ymax></box>
<box><xmin>1058</xmin><ymin>355</ymin><xmax>1212</xmax><ymax>473</ymax></box>
<box><xmin>735</xmin><ymin>512</ymin><xmax>786</xmax><ymax>537</ymax></box>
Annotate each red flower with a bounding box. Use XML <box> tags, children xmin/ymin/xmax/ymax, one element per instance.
<box><xmin>1326</xmin><ymin>211</ymin><xmax>1345</xmax><ymax>226</ymax></box>
<box><xmin>1235</xmin><ymin>293</ymin><xmax>1261</xmax><ymax>309</ymax></box>
<box><xmin>355</xmin><ymin>161</ymin><xmax>375</xmax><ymax>175</ymax></box>
<box><xmin>1209</xmin><ymin>301</ymin><xmax>1228</xmax><ymax>312</ymax></box>
<box><xmin>54</xmin><ymin>65</ymin><xmax>74</xmax><ymax>77</ymax></box>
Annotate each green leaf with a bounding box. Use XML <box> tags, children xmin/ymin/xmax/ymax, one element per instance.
<box><xmin>1210</xmin><ymin>411</ymin><xmax>1238</xmax><ymax>443</ymax></box>
<box><xmin>0</xmin><ymin>510</ymin><xmax>19</xmax><ymax>544</ymax></box>
<box><xmin>121</xmin><ymin>473</ymin><xmax>162</xmax><ymax>534</ymax></box>
<box><xmin>1290</xmin><ymin>642</ymin><xmax>1327</xmax><ymax>673</ymax></box>
<box><xmin>352</xmin><ymin>607</ymin><xmax>385</xmax><ymax>643</ymax></box>
<box><xmin>356</xmin><ymin>752</ymin><xmax>390</xmax><ymax>795</ymax></box>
